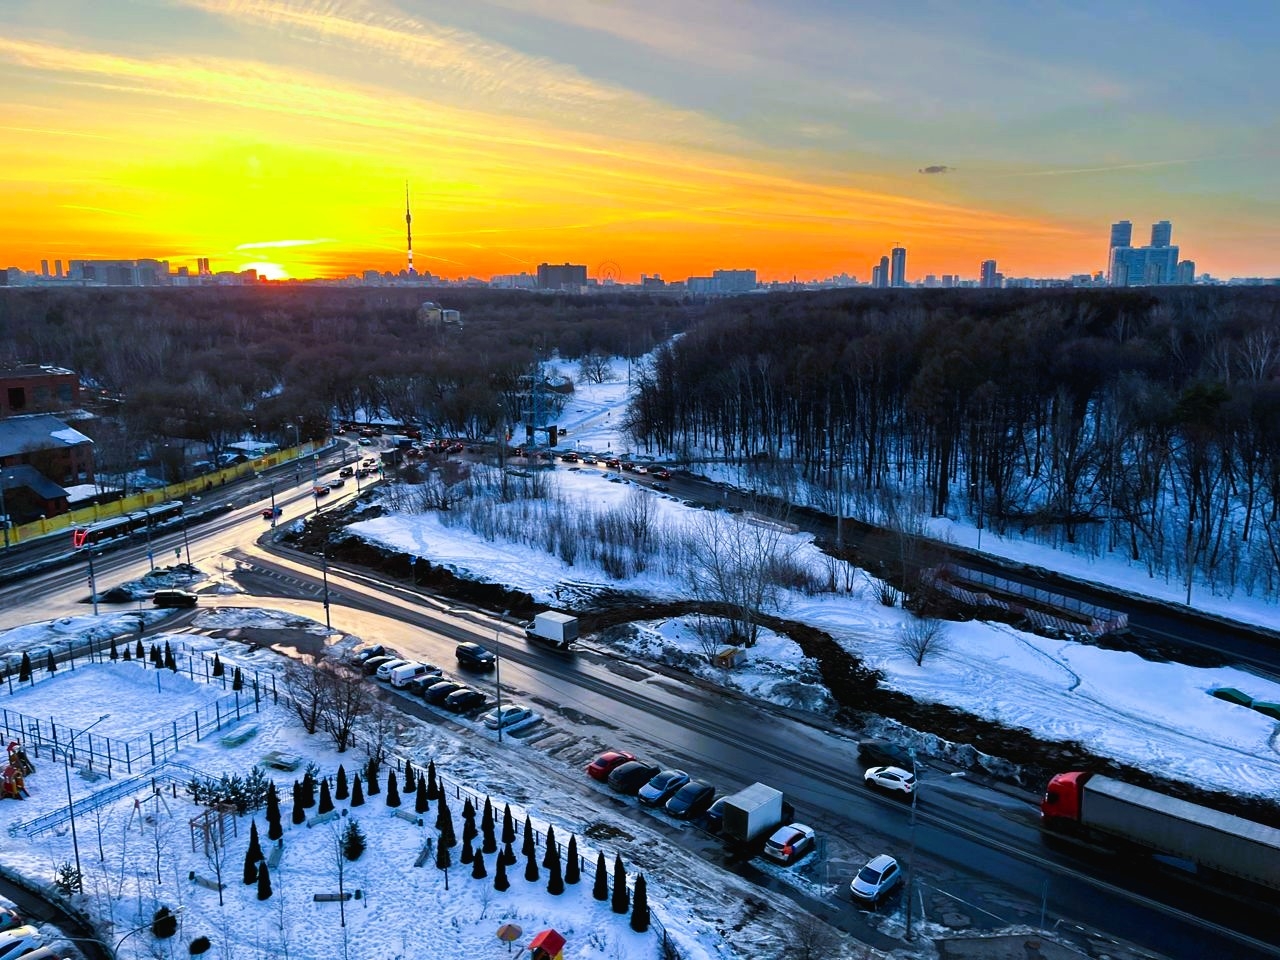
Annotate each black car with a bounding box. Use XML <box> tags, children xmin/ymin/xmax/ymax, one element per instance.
<box><xmin>423</xmin><ymin>680</ymin><xmax>466</xmax><ymax>704</ymax></box>
<box><xmin>664</xmin><ymin>781</ymin><xmax>716</xmax><ymax>820</ymax></box>
<box><xmin>352</xmin><ymin>645</ymin><xmax>387</xmax><ymax>665</ymax></box>
<box><xmin>361</xmin><ymin>655</ymin><xmax>396</xmax><ymax>676</ymax></box>
<box><xmin>417</xmin><ymin>675</ymin><xmax>456</xmax><ymax>698</ymax></box>
<box><xmin>152</xmin><ymin>590</ymin><xmax>198</xmax><ymax>609</ymax></box>
<box><xmin>607</xmin><ymin>761</ymin><xmax>662</xmax><ymax>795</ymax></box>
<box><xmin>703</xmin><ymin>795</ymin><xmax>728</xmax><ymax>832</ymax></box>
<box><xmin>99</xmin><ymin>586</ymin><xmax>134</xmax><ymax>604</ymax></box>
<box><xmin>455</xmin><ymin>642</ymin><xmax>496</xmax><ymax>670</ymax></box>
<box><xmin>858</xmin><ymin>740</ymin><xmax>914</xmax><ymax>769</ymax></box>
<box><xmin>404</xmin><ymin>669</ymin><xmax>444</xmax><ymax>695</ymax></box>
<box><xmin>443</xmin><ymin>688</ymin><xmax>488</xmax><ymax>712</ymax></box>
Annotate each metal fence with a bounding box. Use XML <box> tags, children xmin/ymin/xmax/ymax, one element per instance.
<box><xmin>924</xmin><ymin>562</ymin><xmax>1129</xmax><ymax>635</ymax></box>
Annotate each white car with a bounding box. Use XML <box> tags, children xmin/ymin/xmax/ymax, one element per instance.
<box><xmin>763</xmin><ymin>823</ymin><xmax>815</xmax><ymax>865</ymax></box>
<box><xmin>850</xmin><ymin>854</ymin><xmax>902</xmax><ymax>903</ymax></box>
<box><xmin>375</xmin><ymin>658</ymin><xmax>411</xmax><ymax>681</ymax></box>
<box><xmin>864</xmin><ymin>765</ymin><xmax>916</xmax><ymax>795</ymax></box>
<box><xmin>0</xmin><ymin>926</ymin><xmax>42</xmax><ymax>960</ymax></box>
<box><xmin>483</xmin><ymin>704</ymin><xmax>534</xmax><ymax>730</ymax></box>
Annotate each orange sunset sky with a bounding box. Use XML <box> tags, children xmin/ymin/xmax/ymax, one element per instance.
<box><xmin>1</xmin><ymin>0</ymin><xmax>1277</xmax><ymax>282</ymax></box>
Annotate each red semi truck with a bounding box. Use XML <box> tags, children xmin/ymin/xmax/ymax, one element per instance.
<box><xmin>1041</xmin><ymin>771</ymin><xmax>1280</xmax><ymax>891</ymax></box>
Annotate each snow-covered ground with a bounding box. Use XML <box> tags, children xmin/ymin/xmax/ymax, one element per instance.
<box><xmin>4</xmin><ymin>354</ymin><xmax>1280</xmax><ymax>960</ymax></box>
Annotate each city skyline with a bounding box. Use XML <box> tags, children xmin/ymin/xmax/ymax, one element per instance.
<box><xmin>1</xmin><ymin>1</ymin><xmax>1277</xmax><ymax>281</ymax></box>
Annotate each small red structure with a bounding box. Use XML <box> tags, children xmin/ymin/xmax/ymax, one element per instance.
<box><xmin>529</xmin><ymin>929</ymin><xmax>565</xmax><ymax>960</ymax></box>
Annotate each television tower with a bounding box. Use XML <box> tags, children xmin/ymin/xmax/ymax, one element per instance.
<box><xmin>405</xmin><ymin>181</ymin><xmax>415</xmax><ymax>276</ymax></box>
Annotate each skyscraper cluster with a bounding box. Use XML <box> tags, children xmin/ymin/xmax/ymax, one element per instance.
<box><xmin>1107</xmin><ymin>220</ymin><xmax>1195</xmax><ymax>286</ymax></box>
<box><xmin>870</xmin><ymin>245</ymin><xmax>907</xmax><ymax>288</ymax></box>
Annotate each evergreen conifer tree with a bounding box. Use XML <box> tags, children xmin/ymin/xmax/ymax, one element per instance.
<box><xmin>403</xmin><ymin>760</ymin><xmax>416</xmax><ymax>793</ymax></box>
<box><xmin>462</xmin><ymin>803</ymin><xmax>477</xmax><ymax>847</ymax></box>
<box><xmin>501</xmin><ymin>840</ymin><xmax>516</xmax><ymax>868</ymax></box>
<box><xmin>265</xmin><ymin>784</ymin><xmax>282</xmax><ymax>841</ymax></box>
<box><xmin>122</xmin><ymin>646</ymin><xmax>132</xmax><ymax>662</ymax></box>
<box><xmin>301</xmin><ymin>771</ymin><xmax>317</xmax><ymax>808</ymax></box>
<box><xmin>501</xmin><ymin>804</ymin><xmax>515</xmax><ymax>845</ymax></box>
<box><xmin>46</xmin><ymin>650</ymin><xmax>56</xmax><ymax>674</ymax></box>
<box><xmin>232</xmin><ymin>667</ymin><xmax>243</xmax><ymax>691</ymax></box>
<box><xmin>256</xmin><ymin>861</ymin><xmax>272</xmax><ymax>900</ymax></box>
<box><xmin>243</xmin><ymin>821</ymin><xmax>264</xmax><ymax>885</ymax></box>
<box><xmin>351</xmin><ymin>773</ymin><xmax>365</xmax><ymax>807</ymax></box>
<box><xmin>365</xmin><ymin>758</ymin><xmax>380</xmax><ymax>795</ymax></box>
<box><xmin>471</xmin><ymin>848</ymin><xmax>487</xmax><ymax>880</ymax></box>
<box><xmin>524</xmin><ymin>846</ymin><xmax>539</xmax><ymax>883</ymax></box>
<box><xmin>630</xmin><ymin>874</ymin><xmax>650</xmax><ymax>932</ymax></box>
<box><xmin>435</xmin><ymin>834</ymin><xmax>451</xmax><ymax>873</ymax></box>
<box><xmin>592</xmin><ymin>851</ymin><xmax>609</xmax><ymax>901</ymax></box>
<box><xmin>565</xmin><ymin>835</ymin><xmax>580</xmax><ymax>884</ymax></box>
<box><xmin>385</xmin><ymin>769</ymin><xmax>400</xmax><ymax>807</ymax></box>
<box><xmin>546</xmin><ymin>842</ymin><xmax>564</xmax><ymax>895</ymax></box>
<box><xmin>109</xmin><ymin>638</ymin><xmax>118</xmax><ymax>661</ymax></box>
<box><xmin>611</xmin><ymin>854</ymin><xmax>629</xmax><ymax>914</ymax></box>
<box><xmin>415</xmin><ymin>777</ymin><xmax>428</xmax><ymax>814</ymax></box>
<box><xmin>211</xmin><ymin>653</ymin><xmax>224</xmax><ymax>676</ymax></box>
<box><xmin>481</xmin><ymin>798</ymin><xmax>496</xmax><ymax>853</ymax></box>
<box><xmin>18</xmin><ymin>652</ymin><xmax>31</xmax><ymax>682</ymax></box>
<box><xmin>425</xmin><ymin>760</ymin><xmax>438</xmax><ymax>800</ymax></box>
<box><xmin>149</xmin><ymin>644</ymin><xmax>160</xmax><ymax>665</ymax></box>
<box><xmin>290</xmin><ymin>782</ymin><xmax>305</xmax><ymax>825</ymax></box>
<box><xmin>493</xmin><ymin>851</ymin><xmax>510</xmax><ymax>892</ymax></box>
<box><xmin>135</xmin><ymin>638</ymin><xmax>144</xmax><ymax>659</ymax></box>
<box><xmin>437</xmin><ymin>797</ymin><xmax>456</xmax><ymax>848</ymax></box>
<box><xmin>521</xmin><ymin>816</ymin><xmax>534</xmax><ymax>858</ymax></box>
<box><xmin>342</xmin><ymin>819</ymin><xmax>366</xmax><ymax>861</ymax></box>
<box><xmin>164</xmin><ymin>642</ymin><xmax>176</xmax><ymax>671</ymax></box>
<box><xmin>542</xmin><ymin>825</ymin><xmax>557</xmax><ymax>868</ymax></box>
<box><xmin>318</xmin><ymin>778</ymin><xmax>334</xmax><ymax>814</ymax></box>
<box><xmin>335</xmin><ymin>765</ymin><xmax>348</xmax><ymax>801</ymax></box>
<box><xmin>461</xmin><ymin>834</ymin><xmax>474</xmax><ymax>865</ymax></box>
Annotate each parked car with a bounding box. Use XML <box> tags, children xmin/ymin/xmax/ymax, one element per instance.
<box><xmin>607</xmin><ymin>761</ymin><xmax>661</xmax><ymax>795</ymax></box>
<box><xmin>455</xmin><ymin>642</ymin><xmax>496</xmax><ymax>669</ymax></box>
<box><xmin>352</xmin><ymin>645</ymin><xmax>386</xmax><ymax>664</ymax></box>
<box><xmin>637</xmin><ymin>769</ymin><xmax>690</xmax><ymax>806</ymax></box>
<box><xmin>864</xmin><ymin>766</ymin><xmax>916</xmax><ymax>796</ymax></box>
<box><xmin>850</xmin><ymin>854</ymin><xmax>902</xmax><ymax>904</ymax></box>
<box><xmin>389</xmin><ymin>662</ymin><xmax>438</xmax><ymax>688</ymax></box>
<box><xmin>664</xmin><ymin>780</ymin><xmax>716</xmax><ymax>820</ymax></box>
<box><xmin>99</xmin><ymin>585</ymin><xmax>133</xmax><ymax>603</ymax></box>
<box><xmin>0</xmin><ymin>926</ymin><xmax>42</xmax><ymax>960</ymax></box>
<box><xmin>443</xmin><ymin>687</ymin><xmax>488</xmax><ymax>712</ymax></box>
<box><xmin>360</xmin><ymin>655</ymin><xmax>396</xmax><ymax>676</ymax></box>
<box><xmin>417</xmin><ymin>675</ymin><xmax>457</xmax><ymax>697</ymax></box>
<box><xmin>483</xmin><ymin>704</ymin><xmax>533</xmax><ymax>729</ymax></box>
<box><xmin>152</xmin><ymin>589</ymin><xmax>198</xmax><ymax>609</ymax></box>
<box><xmin>651</xmin><ymin>482</ymin><xmax>670</xmax><ymax>492</ymax></box>
<box><xmin>652</xmin><ymin>468</ymin><xmax>672</xmax><ymax>480</ymax></box>
<box><xmin>260</xmin><ymin>506</ymin><xmax>282</xmax><ymax>520</ymax></box>
<box><xmin>585</xmin><ymin>750</ymin><xmax>636</xmax><ymax>782</ymax></box>
<box><xmin>763</xmin><ymin>823</ymin><xmax>816</xmax><ymax>865</ymax></box>
<box><xmin>703</xmin><ymin>795</ymin><xmax>728</xmax><ymax>832</ymax></box>
<box><xmin>423</xmin><ymin>680</ymin><xmax>466</xmax><ymax>704</ymax></box>
<box><xmin>358</xmin><ymin>438</ymin><xmax>372</xmax><ymax>446</ymax></box>
<box><xmin>375</xmin><ymin>658</ymin><xmax>411</xmax><ymax>681</ymax></box>
<box><xmin>0</xmin><ymin>909</ymin><xmax>20</xmax><ymax>934</ymax></box>
<box><xmin>581</xmin><ymin>456</ymin><xmax>599</xmax><ymax>465</ymax></box>
<box><xmin>858</xmin><ymin>740</ymin><xmax>913</xmax><ymax>769</ymax></box>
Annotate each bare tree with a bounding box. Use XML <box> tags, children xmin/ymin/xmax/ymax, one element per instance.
<box><xmin>318</xmin><ymin>662</ymin><xmax>370</xmax><ymax>753</ymax></box>
<box><xmin>620</xmin><ymin>489</ymin><xmax>654</xmax><ymax>554</ymax></box>
<box><xmin>898</xmin><ymin>618</ymin><xmax>949</xmax><ymax>666</ymax></box>
<box><xmin>685</xmin><ymin>508</ymin><xmax>796</xmax><ymax>647</ymax></box>
<box><xmin>578</xmin><ymin>351</ymin><xmax>614</xmax><ymax>385</ymax></box>
<box><xmin>358</xmin><ymin>697</ymin><xmax>403</xmax><ymax>765</ymax></box>
<box><xmin>283</xmin><ymin>657</ymin><xmax>327</xmax><ymax>735</ymax></box>
<box><xmin>784</xmin><ymin>915</ymin><xmax>840</xmax><ymax>960</ymax></box>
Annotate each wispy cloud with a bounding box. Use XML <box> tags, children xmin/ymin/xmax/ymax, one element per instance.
<box><xmin>1004</xmin><ymin>157</ymin><xmax>1218</xmax><ymax>178</ymax></box>
<box><xmin>235</xmin><ymin>238</ymin><xmax>335</xmax><ymax>249</ymax></box>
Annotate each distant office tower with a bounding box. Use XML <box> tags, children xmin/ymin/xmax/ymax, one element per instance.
<box><xmin>536</xmin><ymin>262</ymin><xmax>587</xmax><ymax>290</ymax></box>
<box><xmin>942</xmin><ymin>275</ymin><xmax>956</xmax><ymax>288</ymax></box>
<box><xmin>712</xmin><ymin>269</ymin><xmax>757</xmax><ymax>294</ymax></box>
<box><xmin>1151</xmin><ymin>220</ymin><xmax>1172</xmax><ymax>248</ymax></box>
<box><xmin>872</xmin><ymin>255</ymin><xmax>890</xmax><ymax>288</ymax></box>
<box><xmin>890</xmin><ymin>246</ymin><xmax>907</xmax><ymax>287</ymax></box>
<box><xmin>54</xmin><ymin>260</ymin><xmax>62</xmax><ymax>278</ymax></box>
<box><xmin>1177</xmin><ymin>260</ymin><xmax>1196</xmax><ymax>284</ymax></box>
<box><xmin>1110</xmin><ymin>220</ymin><xmax>1133</xmax><ymax>249</ymax></box>
<box><xmin>980</xmin><ymin>260</ymin><xmax>998</xmax><ymax>289</ymax></box>
<box><xmin>40</xmin><ymin>260</ymin><xmax>49</xmax><ymax>277</ymax></box>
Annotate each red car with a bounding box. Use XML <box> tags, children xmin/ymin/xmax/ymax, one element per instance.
<box><xmin>652</xmin><ymin>469</ymin><xmax>672</xmax><ymax>480</ymax></box>
<box><xmin>586</xmin><ymin>750</ymin><xmax>636</xmax><ymax>782</ymax></box>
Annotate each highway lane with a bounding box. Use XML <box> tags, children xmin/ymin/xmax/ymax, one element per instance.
<box><xmin>4</xmin><ymin>471</ymin><xmax>1279</xmax><ymax>958</ymax></box>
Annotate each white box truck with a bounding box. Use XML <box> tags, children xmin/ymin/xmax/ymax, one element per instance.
<box><xmin>525</xmin><ymin>611</ymin><xmax>578</xmax><ymax>649</ymax></box>
<box><xmin>721</xmin><ymin>782</ymin><xmax>785</xmax><ymax>847</ymax></box>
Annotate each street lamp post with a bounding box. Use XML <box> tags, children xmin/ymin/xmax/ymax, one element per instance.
<box><xmin>269</xmin><ymin>481</ymin><xmax>277</xmax><ymax>529</ymax></box>
<box><xmin>904</xmin><ymin>750</ymin><xmax>919</xmax><ymax>941</ymax></box>
<box><xmin>64</xmin><ymin>713</ymin><xmax>110</xmax><ymax>893</ymax></box>
<box><xmin>318</xmin><ymin>551</ymin><xmax>332</xmax><ymax>629</ymax></box>
<box><xmin>0</xmin><ymin>469</ymin><xmax>10</xmax><ymax>549</ymax></box>
<box><xmin>493</xmin><ymin>610</ymin><xmax>509</xmax><ymax>742</ymax></box>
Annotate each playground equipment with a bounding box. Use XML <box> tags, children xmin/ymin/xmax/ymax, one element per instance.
<box><xmin>2</xmin><ymin>741</ymin><xmax>34</xmax><ymax>800</ymax></box>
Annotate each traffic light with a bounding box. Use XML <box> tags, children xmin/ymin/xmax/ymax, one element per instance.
<box><xmin>72</xmin><ymin>528</ymin><xmax>88</xmax><ymax>549</ymax></box>
<box><xmin>548</xmin><ymin>425</ymin><xmax>558</xmax><ymax>447</ymax></box>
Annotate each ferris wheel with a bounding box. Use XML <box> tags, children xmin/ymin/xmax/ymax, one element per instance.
<box><xmin>596</xmin><ymin>261</ymin><xmax>623</xmax><ymax>284</ymax></box>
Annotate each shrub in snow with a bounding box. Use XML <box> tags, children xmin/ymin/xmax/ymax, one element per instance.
<box><xmin>403</xmin><ymin>760</ymin><xmax>416</xmax><ymax>793</ymax></box>
<box><xmin>18</xmin><ymin>652</ymin><xmax>30</xmax><ymax>682</ymax></box>
<box><xmin>542</xmin><ymin>825</ymin><xmax>557</xmax><ymax>868</ymax></box>
<box><xmin>481</xmin><ymin>798</ymin><xmax>496</xmax><ymax>853</ymax></box>
<box><xmin>152</xmin><ymin>906</ymin><xmax>178</xmax><ymax>939</ymax></box>
<box><xmin>266</xmin><ymin>785</ymin><xmax>282</xmax><ymax>841</ymax></box>
<box><xmin>592</xmin><ymin>852</ymin><xmax>608</xmax><ymax>901</ymax></box>
<box><xmin>565</xmin><ymin>836</ymin><xmax>580</xmax><ymax>884</ymax></box>
<box><xmin>461</xmin><ymin>835</ymin><xmax>474</xmax><ymax>865</ymax></box>
<box><xmin>501</xmin><ymin>804</ymin><xmax>515</xmax><ymax>845</ymax></box>
<box><xmin>546</xmin><ymin>846</ymin><xmax>564</xmax><ymax>896</ymax></box>
<box><xmin>523</xmin><ymin>847</ymin><xmax>539</xmax><ymax>883</ymax></box>
<box><xmin>335</xmin><ymin>764</ymin><xmax>348</xmax><ymax>800</ymax></box>
<box><xmin>53</xmin><ymin>862</ymin><xmax>81</xmax><ymax>896</ymax></box>
<box><xmin>350</xmin><ymin>773</ymin><xmax>365</xmax><ymax>807</ymax></box>
<box><xmin>232</xmin><ymin>667</ymin><xmax>243</xmax><ymax>691</ymax></box>
<box><xmin>365</xmin><ymin>758</ymin><xmax>380</xmax><ymax>795</ymax></box>
<box><xmin>471</xmin><ymin>848</ymin><xmax>487</xmax><ymax>880</ymax></box>
<box><xmin>45</xmin><ymin>650</ymin><xmax>56</xmax><ymax>674</ymax></box>
<box><xmin>187</xmin><ymin>769</ymin><xmax>270</xmax><ymax>814</ymax></box>
<box><xmin>425</xmin><ymin>760</ymin><xmax>438</xmax><ymax>800</ymax></box>
<box><xmin>243</xmin><ymin>822</ymin><xmax>263</xmax><ymax>884</ymax></box>
<box><xmin>415</xmin><ymin>778</ymin><xmax>429</xmax><ymax>814</ymax></box>
<box><xmin>188</xmin><ymin>935</ymin><xmax>211</xmax><ymax>955</ymax></box>
<box><xmin>521</xmin><ymin>817</ymin><xmax>534</xmax><ymax>857</ymax></box>
<box><xmin>493</xmin><ymin>852</ymin><xmax>510</xmax><ymax>892</ymax></box>
<box><xmin>318</xmin><ymin>778</ymin><xmax>334</xmax><ymax>814</ymax></box>
<box><xmin>630</xmin><ymin>874</ymin><xmax>650</xmax><ymax>932</ymax></box>
<box><xmin>256</xmin><ymin>861</ymin><xmax>272</xmax><ymax>900</ymax></box>
<box><xmin>211</xmin><ymin>653</ymin><xmax>224</xmax><ymax>677</ymax></box>
<box><xmin>611</xmin><ymin>854</ymin><xmax>629</xmax><ymax>914</ymax></box>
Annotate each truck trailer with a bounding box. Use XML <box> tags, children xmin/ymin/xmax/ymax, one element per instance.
<box><xmin>720</xmin><ymin>782</ymin><xmax>785</xmax><ymax>847</ymax></box>
<box><xmin>1041</xmin><ymin>771</ymin><xmax>1280</xmax><ymax>891</ymax></box>
<box><xmin>525</xmin><ymin>611</ymin><xmax>578</xmax><ymax>649</ymax></box>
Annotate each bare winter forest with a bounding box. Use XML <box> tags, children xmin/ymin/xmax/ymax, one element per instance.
<box><xmin>4</xmin><ymin>284</ymin><xmax>1280</xmax><ymax>600</ymax></box>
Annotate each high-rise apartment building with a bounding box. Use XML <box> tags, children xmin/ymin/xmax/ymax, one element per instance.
<box><xmin>1176</xmin><ymin>260</ymin><xmax>1196</xmax><ymax>284</ymax></box>
<box><xmin>890</xmin><ymin>246</ymin><xmax>907</xmax><ymax>287</ymax></box>
<box><xmin>712</xmin><ymin>269</ymin><xmax>757</xmax><ymax>294</ymax></box>
<box><xmin>536</xmin><ymin>262</ymin><xmax>587</xmax><ymax>291</ymax></box>
<box><xmin>1108</xmin><ymin>220</ymin><xmax>1180</xmax><ymax>286</ymax></box>
<box><xmin>980</xmin><ymin>260</ymin><xmax>998</xmax><ymax>289</ymax></box>
<box><xmin>1151</xmin><ymin>220</ymin><xmax>1172</xmax><ymax>247</ymax></box>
